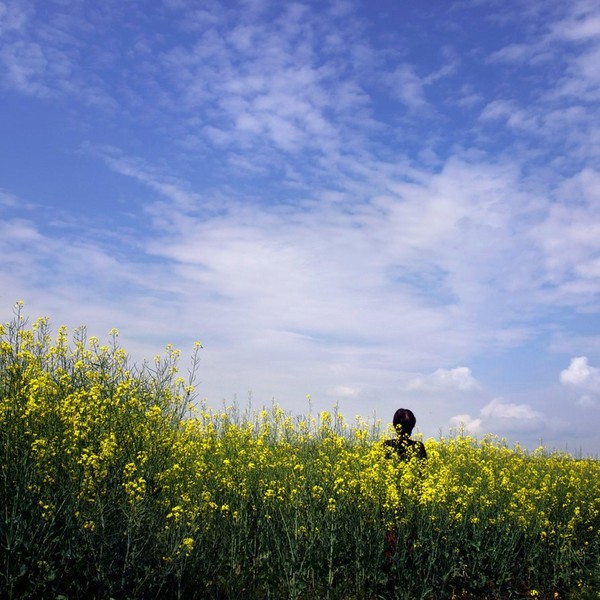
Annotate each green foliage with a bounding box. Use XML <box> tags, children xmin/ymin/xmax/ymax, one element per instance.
<box><xmin>1</xmin><ymin>306</ymin><xmax>599</xmax><ymax>599</ymax></box>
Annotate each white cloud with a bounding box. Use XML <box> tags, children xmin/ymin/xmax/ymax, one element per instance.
<box><xmin>474</xmin><ymin>1</ymin><xmax>600</xmax><ymax>172</ymax></box>
<box><xmin>0</xmin><ymin>0</ymin><xmax>33</xmax><ymax>36</ymax></box>
<box><xmin>330</xmin><ymin>385</ymin><xmax>360</xmax><ymax>399</ymax></box>
<box><xmin>576</xmin><ymin>394</ymin><xmax>598</xmax><ymax>408</ymax></box>
<box><xmin>145</xmin><ymin>3</ymin><xmax>365</xmax><ymax>163</ymax></box>
<box><xmin>480</xmin><ymin>398</ymin><xmax>541</xmax><ymax>420</ymax></box>
<box><xmin>449</xmin><ymin>414</ymin><xmax>482</xmax><ymax>434</ymax></box>
<box><xmin>559</xmin><ymin>357</ymin><xmax>600</xmax><ymax>410</ymax></box>
<box><xmin>93</xmin><ymin>148</ymin><xmax>205</xmax><ymax>211</ymax></box>
<box><xmin>406</xmin><ymin>367</ymin><xmax>481</xmax><ymax>393</ymax></box>
<box><xmin>550</xmin><ymin>9</ymin><xmax>600</xmax><ymax>42</ymax></box>
<box><xmin>0</xmin><ymin>41</ymin><xmax>51</xmax><ymax>96</ymax></box>
<box><xmin>528</xmin><ymin>169</ymin><xmax>600</xmax><ymax>308</ymax></box>
<box><xmin>560</xmin><ymin>356</ymin><xmax>600</xmax><ymax>390</ymax></box>
<box><xmin>388</xmin><ymin>64</ymin><xmax>428</xmax><ymax>110</ymax></box>
<box><xmin>479</xmin><ymin>99</ymin><xmax>516</xmax><ymax>121</ymax></box>
<box><xmin>2</xmin><ymin>0</ymin><xmax>600</xmax><ymax>454</ymax></box>
<box><xmin>487</xmin><ymin>43</ymin><xmax>534</xmax><ymax>63</ymax></box>
<box><xmin>479</xmin><ymin>99</ymin><xmax>541</xmax><ymax>131</ymax></box>
<box><xmin>0</xmin><ymin>189</ymin><xmax>21</xmax><ymax>208</ymax></box>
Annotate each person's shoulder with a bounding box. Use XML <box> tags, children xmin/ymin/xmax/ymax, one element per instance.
<box><xmin>399</xmin><ymin>438</ymin><xmax>426</xmax><ymax>460</ymax></box>
<box><xmin>382</xmin><ymin>438</ymin><xmax>401</xmax><ymax>458</ymax></box>
<box><xmin>411</xmin><ymin>439</ymin><xmax>427</xmax><ymax>459</ymax></box>
<box><xmin>382</xmin><ymin>437</ymin><xmax>426</xmax><ymax>460</ymax></box>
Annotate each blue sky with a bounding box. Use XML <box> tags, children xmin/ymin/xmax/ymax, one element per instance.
<box><xmin>2</xmin><ymin>0</ymin><xmax>600</xmax><ymax>454</ymax></box>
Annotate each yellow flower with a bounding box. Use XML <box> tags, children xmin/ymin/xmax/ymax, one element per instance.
<box><xmin>83</xmin><ymin>520</ymin><xmax>96</xmax><ymax>532</ymax></box>
<box><xmin>181</xmin><ymin>537</ymin><xmax>194</xmax><ymax>556</ymax></box>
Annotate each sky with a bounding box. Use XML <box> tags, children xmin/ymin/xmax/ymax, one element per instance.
<box><xmin>1</xmin><ymin>0</ymin><xmax>600</xmax><ymax>455</ymax></box>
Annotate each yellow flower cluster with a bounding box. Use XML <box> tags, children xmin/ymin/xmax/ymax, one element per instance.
<box><xmin>2</xmin><ymin>307</ymin><xmax>599</xmax><ymax>599</ymax></box>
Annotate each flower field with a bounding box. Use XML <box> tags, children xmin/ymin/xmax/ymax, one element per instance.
<box><xmin>1</xmin><ymin>307</ymin><xmax>599</xmax><ymax>599</ymax></box>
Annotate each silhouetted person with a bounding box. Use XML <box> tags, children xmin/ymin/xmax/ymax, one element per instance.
<box><xmin>382</xmin><ymin>408</ymin><xmax>427</xmax><ymax>568</ymax></box>
<box><xmin>383</xmin><ymin>408</ymin><xmax>427</xmax><ymax>461</ymax></box>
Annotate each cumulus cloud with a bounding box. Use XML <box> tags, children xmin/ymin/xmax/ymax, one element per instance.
<box><xmin>406</xmin><ymin>367</ymin><xmax>481</xmax><ymax>393</ymax></box>
<box><xmin>560</xmin><ymin>356</ymin><xmax>600</xmax><ymax>407</ymax></box>
<box><xmin>447</xmin><ymin>397</ymin><xmax>543</xmax><ymax>441</ymax></box>
<box><xmin>480</xmin><ymin>398</ymin><xmax>541</xmax><ymax>420</ymax></box>
<box><xmin>560</xmin><ymin>356</ymin><xmax>600</xmax><ymax>389</ymax></box>
<box><xmin>448</xmin><ymin>414</ymin><xmax>482</xmax><ymax>434</ymax></box>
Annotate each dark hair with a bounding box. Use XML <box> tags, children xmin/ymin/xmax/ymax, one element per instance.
<box><xmin>393</xmin><ymin>408</ymin><xmax>416</xmax><ymax>436</ymax></box>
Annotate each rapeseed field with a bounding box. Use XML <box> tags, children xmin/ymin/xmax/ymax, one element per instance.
<box><xmin>1</xmin><ymin>306</ymin><xmax>599</xmax><ymax>599</ymax></box>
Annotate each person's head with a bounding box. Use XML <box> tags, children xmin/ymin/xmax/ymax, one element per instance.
<box><xmin>393</xmin><ymin>408</ymin><xmax>416</xmax><ymax>437</ymax></box>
